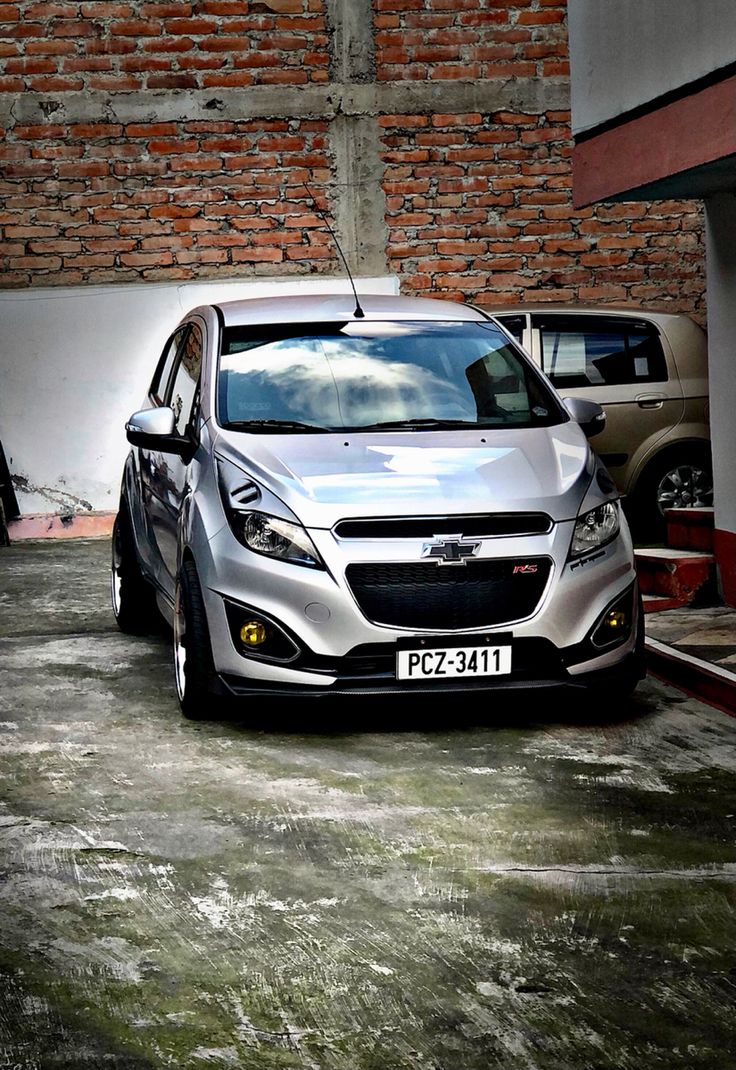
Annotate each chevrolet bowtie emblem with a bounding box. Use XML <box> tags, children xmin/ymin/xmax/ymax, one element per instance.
<box><xmin>421</xmin><ymin>535</ymin><xmax>481</xmax><ymax>566</ymax></box>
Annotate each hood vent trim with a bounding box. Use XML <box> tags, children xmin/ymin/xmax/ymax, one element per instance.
<box><xmin>334</xmin><ymin>513</ymin><xmax>552</xmax><ymax>540</ymax></box>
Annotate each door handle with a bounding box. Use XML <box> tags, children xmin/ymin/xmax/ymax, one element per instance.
<box><xmin>636</xmin><ymin>393</ymin><xmax>665</xmax><ymax>409</ymax></box>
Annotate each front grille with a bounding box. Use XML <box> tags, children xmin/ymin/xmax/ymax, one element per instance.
<box><xmin>345</xmin><ymin>558</ymin><xmax>552</xmax><ymax>630</ymax></box>
<box><xmin>334</xmin><ymin>513</ymin><xmax>552</xmax><ymax>540</ymax></box>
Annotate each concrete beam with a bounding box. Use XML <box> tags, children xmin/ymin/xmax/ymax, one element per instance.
<box><xmin>0</xmin><ymin>80</ymin><xmax>571</xmax><ymax>129</ymax></box>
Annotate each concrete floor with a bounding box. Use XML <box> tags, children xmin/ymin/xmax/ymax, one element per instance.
<box><xmin>1</xmin><ymin>540</ymin><xmax>736</xmax><ymax>1070</ymax></box>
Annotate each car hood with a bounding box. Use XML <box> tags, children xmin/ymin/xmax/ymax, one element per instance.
<box><xmin>213</xmin><ymin>424</ymin><xmax>593</xmax><ymax>528</ymax></box>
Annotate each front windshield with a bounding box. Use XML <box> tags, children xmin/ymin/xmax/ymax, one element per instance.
<box><xmin>218</xmin><ymin>319</ymin><xmax>565</xmax><ymax>432</ymax></box>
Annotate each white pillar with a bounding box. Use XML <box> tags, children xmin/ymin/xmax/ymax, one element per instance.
<box><xmin>705</xmin><ymin>193</ymin><xmax>736</xmax><ymax>604</ymax></box>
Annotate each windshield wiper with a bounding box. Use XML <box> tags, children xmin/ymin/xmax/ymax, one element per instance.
<box><xmin>224</xmin><ymin>419</ymin><xmax>330</xmax><ymax>433</ymax></box>
<box><xmin>356</xmin><ymin>418</ymin><xmax>478</xmax><ymax>431</ymax></box>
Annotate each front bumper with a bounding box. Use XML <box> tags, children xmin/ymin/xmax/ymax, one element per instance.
<box><xmin>195</xmin><ymin>515</ymin><xmax>642</xmax><ymax>696</ymax></box>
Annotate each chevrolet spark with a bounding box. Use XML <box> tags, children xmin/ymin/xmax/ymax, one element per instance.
<box><xmin>112</xmin><ymin>293</ymin><xmax>644</xmax><ymax>718</ymax></box>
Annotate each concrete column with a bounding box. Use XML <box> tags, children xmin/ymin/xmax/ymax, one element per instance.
<box><xmin>705</xmin><ymin>193</ymin><xmax>736</xmax><ymax>604</ymax></box>
<box><xmin>325</xmin><ymin>0</ymin><xmax>388</xmax><ymax>277</ymax></box>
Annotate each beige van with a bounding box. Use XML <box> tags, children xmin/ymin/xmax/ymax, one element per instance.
<box><xmin>487</xmin><ymin>306</ymin><xmax>711</xmax><ymax>539</ymax></box>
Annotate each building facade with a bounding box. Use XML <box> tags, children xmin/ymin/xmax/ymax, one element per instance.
<box><xmin>568</xmin><ymin>0</ymin><xmax>736</xmax><ymax>603</ymax></box>
<box><xmin>0</xmin><ymin>0</ymin><xmax>707</xmax><ymax>521</ymax></box>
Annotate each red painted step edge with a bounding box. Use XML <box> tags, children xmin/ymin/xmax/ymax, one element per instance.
<box><xmin>646</xmin><ymin>637</ymin><xmax>736</xmax><ymax>717</ymax></box>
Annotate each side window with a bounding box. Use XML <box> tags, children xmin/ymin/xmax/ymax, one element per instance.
<box><xmin>495</xmin><ymin>315</ymin><xmax>526</xmax><ymax>344</ymax></box>
<box><xmin>535</xmin><ymin>315</ymin><xmax>667</xmax><ymax>388</ymax></box>
<box><xmin>150</xmin><ymin>327</ymin><xmax>188</xmax><ymax>405</ymax></box>
<box><xmin>169</xmin><ymin>324</ymin><xmax>203</xmax><ymax>436</ymax></box>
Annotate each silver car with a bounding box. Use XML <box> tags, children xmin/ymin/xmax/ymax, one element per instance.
<box><xmin>111</xmin><ymin>294</ymin><xmax>644</xmax><ymax>718</ymax></box>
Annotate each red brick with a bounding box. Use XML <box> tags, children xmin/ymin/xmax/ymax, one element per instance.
<box><xmin>120</xmin><ymin>251</ymin><xmax>174</xmax><ymax>266</ymax></box>
<box><xmin>193</xmin><ymin>0</ymin><xmax>242</xmax><ymax>12</ymax></box>
<box><xmin>148</xmin><ymin>139</ymin><xmax>200</xmax><ymax>155</ymax></box>
<box><xmin>62</xmin><ymin>57</ymin><xmax>115</xmax><ymax>72</ymax></box>
<box><xmin>125</xmin><ymin>122</ymin><xmax>178</xmax><ymax>137</ymax></box>
<box><xmin>517</xmin><ymin>9</ymin><xmax>566</xmax><ymax>22</ymax></box>
<box><xmin>378</xmin><ymin>115</ymin><xmax>429</xmax><ymax>128</ymax></box>
<box><xmin>172</xmin><ymin>217</ymin><xmax>219</xmax><ymax>232</ymax></box>
<box><xmin>432</xmin><ymin>112</ymin><xmax>482</xmax><ymax>127</ymax></box>
<box><xmin>197</xmin><ymin>35</ymin><xmax>250</xmax><ymax>51</ymax></box>
<box><xmin>232</xmin><ymin>246</ymin><xmax>284</xmax><ymax>262</ymax></box>
<box><xmin>202</xmin><ymin>71</ymin><xmax>255</xmax><ymax>86</ymax></box>
<box><xmin>162</xmin><ymin>17</ymin><xmax>218</xmax><ymax>34</ymax></box>
<box><xmin>110</xmin><ymin>18</ymin><xmax>162</xmax><ymax>35</ymax></box>
<box><xmin>7</xmin><ymin>255</ymin><xmax>62</xmax><ymax>269</ymax></box>
<box><xmin>24</xmin><ymin>2</ymin><xmax>74</xmax><ymax>16</ymax></box>
<box><xmin>67</xmin><ymin>123</ymin><xmax>123</xmax><ymax>139</ymax></box>
<box><xmin>89</xmin><ymin>75</ymin><xmax>142</xmax><ymax>90</ymax></box>
<box><xmin>86</xmin><ymin>38</ymin><xmax>137</xmax><ymax>54</ymax></box>
<box><xmin>542</xmin><ymin>60</ymin><xmax>570</xmax><ymax>76</ymax></box>
<box><xmin>257</xmin><ymin>68</ymin><xmax>309</xmax><ymax>84</ymax></box>
<box><xmin>140</xmin><ymin>1</ymin><xmax>191</xmax><ymax>13</ymax></box>
<box><xmin>143</xmin><ymin>36</ymin><xmax>195</xmax><ymax>52</ymax></box>
<box><xmin>4</xmin><ymin>57</ymin><xmax>56</xmax><ymax>74</ymax></box>
<box><xmin>80</xmin><ymin>2</ymin><xmax>133</xmax><ymax>13</ymax></box>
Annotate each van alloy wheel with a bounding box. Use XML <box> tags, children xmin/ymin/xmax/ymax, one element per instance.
<box><xmin>656</xmin><ymin>464</ymin><xmax>713</xmax><ymax>514</ymax></box>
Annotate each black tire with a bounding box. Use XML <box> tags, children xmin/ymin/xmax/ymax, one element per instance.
<box><xmin>174</xmin><ymin>559</ymin><xmax>218</xmax><ymax>720</ymax></box>
<box><xmin>627</xmin><ymin>447</ymin><xmax>713</xmax><ymax>542</ymax></box>
<box><xmin>111</xmin><ymin>507</ymin><xmax>157</xmax><ymax>634</ymax></box>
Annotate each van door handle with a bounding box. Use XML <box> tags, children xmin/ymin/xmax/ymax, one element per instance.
<box><xmin>636</xmin><ymin>393</ymin><xmax>665</xmax><ymax>409</ymax></box>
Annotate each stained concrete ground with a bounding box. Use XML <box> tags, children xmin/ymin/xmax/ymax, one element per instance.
<box><xmin>1</xmin><ymin>540</ymin><xmax>736</xmax><ymax>1070</ymax></box>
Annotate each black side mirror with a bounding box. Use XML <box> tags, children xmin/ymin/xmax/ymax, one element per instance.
<box><xmin>126</xmin><ymin>407</ymin><xmax>193</xmax><ymax>458</ymax></box>
<box><xmin>563</xmin><ymin>397</ymin><xmax>606</xmax><ymax>439</ymax></box>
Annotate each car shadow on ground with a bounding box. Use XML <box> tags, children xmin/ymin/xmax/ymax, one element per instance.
<box><xmin>204</xmin><ymin>684</ymin><xmax>660</xmax><ymax>737</ymax></box>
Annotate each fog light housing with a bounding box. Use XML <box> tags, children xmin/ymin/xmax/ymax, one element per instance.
<box><xmin>240</xmin><ymin>620</ymin><xmax>268</xmax><ymax>647</ymax></box>
<box><xmin>591</xmin><ymin>591</ymin><xmax>633</xmax><ymax>649</ymax></box>
<box><xmin>224</xmin><ymin>599</ymin><xmax>300</xmax><ymax>663</ymax></box>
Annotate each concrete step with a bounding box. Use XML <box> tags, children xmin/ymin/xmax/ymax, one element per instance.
<box><xmin>635</xmin><ymin>547</ymin><xmax>715</xmax><ymax>603</ymax></box>
<box><xmin>665</xmin><ymin>506</ymin><xmax>715</xmax><ymax>552</ymax></box>
<box><xmin>642</xmin><ymin>592</ymin><xmax>689</xmax><ymax>614</ymax></box>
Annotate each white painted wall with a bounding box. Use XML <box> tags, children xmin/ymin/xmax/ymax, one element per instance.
<box><xmin>705</xmin><ymin>194</ymin><xmax>736</xmax><ymax>537</ymax></box>
<box><xmin>568</xmin><ymin>0</ymin><xmax>736</xmax><ymax>135</ymax></box>
<box><xmin>0</xmin><ymin>275</ymin><xmax>399</xmax><ymax>516</ymax></box>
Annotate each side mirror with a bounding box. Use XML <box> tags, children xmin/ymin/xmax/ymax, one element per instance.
<box><xmin>126</xmin><ymin>406</ymin><xmax>193</xmax><ymax>457</ymax></box>
<box><xmin>563</xmin><ymin>397</ymin><xmax>606</xmax><ymax>439</ymax></box>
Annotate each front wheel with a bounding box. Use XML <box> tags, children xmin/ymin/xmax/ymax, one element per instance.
<box><xmin>174</xmin><ymin>559</ymin><xmax>218</xmax><ymax>720</ymax></box>
<box><xmin>111</xmin><ymin>508</ymin><xmax>157</xmax><ymax>634</ymax></box>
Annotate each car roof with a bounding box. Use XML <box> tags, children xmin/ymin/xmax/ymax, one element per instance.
<box><xmin>213</xmin><ymin>293</ymin><xmax>489</xmax><ymax>328</ymax></box>
<box><xmin>480</xmin><ymin>303</ymin><xmax>696</xmax><ymax>326</ymax></box>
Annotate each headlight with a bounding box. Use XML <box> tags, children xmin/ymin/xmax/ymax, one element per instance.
<box><xmin>236</xmin><ymin>511</ymin><xmax>323</xmax><ymax>569</ymax></box>
<box><xmin>569</xmin><ymin>501</ymin><xmax>620</xmax><ymax>558</ymax></box>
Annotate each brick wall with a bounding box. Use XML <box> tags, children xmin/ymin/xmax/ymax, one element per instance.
<box><xmin>2</xmin><ymin>118</ymin><xmax>334</xmax><ymax>284</ymax></box>
<box><xmin>0</xmin><ymin>0</ymin><xmax>328</xmax><ymax>92</ymax></box>
<box><xmin>380</xmin><ymin>110</ymin><xmax>704</xmax><ymax>311</ymax></box>
<box><xmin>0</xmin><ymin>0</ymin><xmax>706</xmax><ymax>319</ymax></box>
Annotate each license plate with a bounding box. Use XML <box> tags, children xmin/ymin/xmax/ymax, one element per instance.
<box><xmin>396</xmin><ymin>645</ymin><xmax>512</xmax><ymax>681</ymax></box>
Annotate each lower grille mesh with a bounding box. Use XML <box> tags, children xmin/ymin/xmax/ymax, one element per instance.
<box><xmin>345</xmin><ymin>558</ymin><xmax>551</xmax><ymax>629</ymax></box>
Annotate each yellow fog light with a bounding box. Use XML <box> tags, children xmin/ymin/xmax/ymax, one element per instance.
<box><xmin>240</xmin><ymin>620</ymin><xmax>268</xmax><ymax>646</ymax></box>
<box><xmin>605</xmin><ymin>610</ymin><xmax>627</xmax><ymax>631</ymax></box>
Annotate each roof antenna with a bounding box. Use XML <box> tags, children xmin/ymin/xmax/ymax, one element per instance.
<box><xmin>304</xmin><ymin>182</ymin><xmax>365</xmax><ymax>319</ymax></box>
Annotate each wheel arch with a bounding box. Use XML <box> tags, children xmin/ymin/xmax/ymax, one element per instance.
<box><xmin>627</xmin><ymin>435</ymin><xmax>712</xmax><ymax>498</ymax></box>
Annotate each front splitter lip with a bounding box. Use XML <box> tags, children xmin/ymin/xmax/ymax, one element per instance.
<box><xmin>214</xmin><ymin>653</ymin><xmax>641</xmax><ymax>699</ymax></box>
<box><xmin>215</xmin><ymin>673</ymin><xmax>573</xmax><ymax>698</ymax></box>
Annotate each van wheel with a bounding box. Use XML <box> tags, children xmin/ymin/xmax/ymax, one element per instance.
<box><xmin>111</xmin><ymin>508</ymin><xmax>157</xmax><ymax>634</ymax></box>
<box><xmin>174</xmin><ymin>559</ymin><xmax>218</xmax><ymax>720</ymax></box>
<box><xmin>629</xmin><ymin>448</ymin><xmax>712</xmax><ymax>541</ymax></box>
